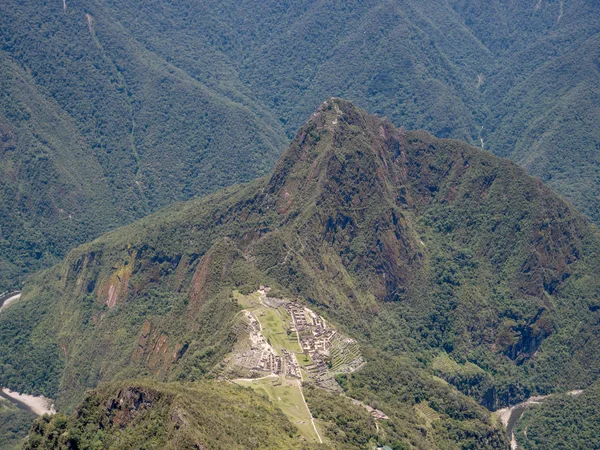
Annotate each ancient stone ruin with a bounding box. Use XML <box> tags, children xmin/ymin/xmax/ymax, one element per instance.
<box><xmin>221</xmin><ymin>289</ymin><xmax>364</xmax><ymax>390</ymax></box>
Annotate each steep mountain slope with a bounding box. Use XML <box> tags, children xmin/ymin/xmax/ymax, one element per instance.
<box><xmin>1</xmin><ymin>0</ymin><xmax>598</xmax><ymax>293</ymax></box>
<box><xmin>104</xmin><ymin>0</ymin><xmax>489</xmax><ymax>140</ymax></box>
<box><xmin>0</xmin><ymin>51</ymin><xmax>121</xmax><ymax>289</ymax></box>
<box><xmin>514</xmin><ymin>382</ymin><xmax>600</xmax><ymax>449</ymax></box>
<box><xmin>24</xmin><ymin>377</ymin><xmax>507</xmax><ymax>450</ymax></box>
<box><xmin>24</xmin><ymin>381</ymin><xmax>317</xmax><ymax>450</ymax></box>
<box><xmin>113</xmin><ymin>0</ymin><xmax>599</xmax><ymax>221</ymax></box>
<box><xmin>450</xmin><ymin>0</ymin><xmax>600</xmax><ymax>222</ymax></box>
<box><xmin>2</xmin><ymin>100</ymin><xmax>600</xmax><ymax>447</ymax></box>
<box><xmin>0</xmin><ymin>0</ymin><xmax>286</xmax><ymax>292</ymax></box>
<box><xmin>0</xmin><ymin>396</ymin><xmax>34</xmax><ymax>450</ymax></box>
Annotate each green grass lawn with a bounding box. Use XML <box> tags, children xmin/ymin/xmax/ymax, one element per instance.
<box><xmin>298</xmin><ymin>352</ymin><xmax>312</xmax><ymax>367</ymax></box>
<box><xmin>232</xmin><ymin>291</ymin><xmax>322</xmax><ymax>442</ymax></box>
<box><xmin>235</xmin><ymin>378</ymin><xmax>320</xmax><ymax>442</ymax></box>
<box><xmin>258</xmin><ymin>308</ymin><xmax>302</xmax><ymax>355</ymax></box>
<box><xmin>234</xmin><ymin>290</ymin><xmax>262</xmax><ymax>309</ymax></box>
<box><xmin>234</xmin><ymin>290</ymin><xmax>303</xmax><ymax>355</ymax></box>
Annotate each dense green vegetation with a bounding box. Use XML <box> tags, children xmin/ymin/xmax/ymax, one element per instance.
<box><xmin>0</xmin><ymin>399</ymin><xmax>35</xmax><ymax>450</ymax></box>
<box><xmin>303</xmin><ymin>384</ymin><xmax>380</xmax><ymax>449</ymax></box>
<box><xmin>515</xmin><ymin>384</ymin><xmax>600</xmax><ymax>449</ymax></box>
<box><xmin>21</xmin><ymin>376</ymin><xmax>505</xmax><ymax>450</ymax></box>
<box><xmin>1</xmin><ymin>0</ymin><xmax>598</xmax><ymax>292</ymax></box>
<box><xmin>305</xmin><ymin>354</ymin><xmax>509</xmax><ymax>450</ymax></box>
<box><xmin>3</xmin><ymin>100</ymin><xmax>600</xmax><ymax>447</ymax></box>
<box><xmin>451</xmin><ymin>0</ymin><xmax>600</xmax><ymax>223</ymax></box>
<box><xmin>0</xmin><ymin>0</ymin><xmax>285</xmax><ymax>292</ymax></box>
<box><xmin>23</xmin><ymin>380</ymin><xmax>318</xmax><ymax>450</ymax></box>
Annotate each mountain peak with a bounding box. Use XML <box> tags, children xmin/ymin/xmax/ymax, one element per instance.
<box><xmin>261</xmin><ymin>100</ymin><xmax>429</xmax><ymax>302</ymax></box>
<box><xmin>310</xmin><ymin>97</ymin><xmax>362</xmax><ymax>125</ymax></box>
<box><xmin>262</xmin><ymin>98</ymin><xmax>587</xmax><ymax>306</ymax></box>
<box><xmin>3</xmin><ymin>100</ymin><xmax>597</xmax><ymax>436</ymax></box>
<box><xmin>267</xmin><ymin>99</ymin><xmax>401</xmax><ymax>211</ymax></box>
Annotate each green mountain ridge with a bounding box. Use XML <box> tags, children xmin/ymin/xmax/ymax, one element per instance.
<box><xmin>1</xmin><ymin>0</ymin><xmax>598</xmax><ymax>294</ymax></box>
<box><xmin>0</xmin><ymin>0</ymin><xmax>287</xmax><ymax>291</ymax></box>
<box><xmin>514</xmin><ymin>381</ymin><xmax>600</xmax><ymax>449</ymax></box>
<box><xmin>3</xmin><ymin>99</ymin><xmax>600</xmax><ymax>448</ymax></box>
<box><xmin>24</xmin><ymin>380</ymin><xmax>318</xmax><ymax>450</ymax></box>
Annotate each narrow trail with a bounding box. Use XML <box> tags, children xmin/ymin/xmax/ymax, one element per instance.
<box><xmin>296</xmin><ymin>379</ymin><xmax>323</xmax><ymax>444</ymax></box>
<box><xmin>557</xmin><ymin>0</ymin><xmax>564</xmax><ymax>23</ymax></box>
<box><xmin>478</xmin><ymin>125</ymin><xmax>485</xmax><ymax>150</ymax></box>
<box><xmin>232</xmin><ymin>374</ymin><xmax>278</xmax><ymax>383</ymax></box>
<box><xmin>83</xmin><ymin>10</ymin><xmax>145</xmax><ymax>199</ymax></box>
<box><xmin>85</xmin><ymin>13</ymin><xmax>93</xmax><ymax>35</ymax></box>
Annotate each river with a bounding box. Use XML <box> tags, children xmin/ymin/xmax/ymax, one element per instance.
<box><xmin>0</xmin><ymin>291</ymin><xmax>21</xmax><ymax>312</ymax></box>
<box><xmin>496</xmin><ymin>391</ymin><xmax>583</xmax><ymax>449</ymax></box>
<box><xmin>0</xmin><ymin>388</ymin><xmax>56</xmax><ymax>416</ymax></box>
<box><xmin>0</xmin><ymin>290</ymin><xmax>56</xmax><ymax>416</ymax></box>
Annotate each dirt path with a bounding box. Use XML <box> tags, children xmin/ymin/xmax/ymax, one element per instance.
<box><xmin>296</xmin><ymin>380</ymin><xmax>322</xmax><ymax>444</ymax></box>
<box><xmin>85</xmin><ymin>13</ymin><xmax>94</xmax><ymax>35</ymax></box>
<box><xmin>557</xmin><ymin>0</ymin><xmax>564</xmax><ymax>23</ymax></box>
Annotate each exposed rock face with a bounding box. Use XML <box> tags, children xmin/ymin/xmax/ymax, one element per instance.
<box><xmin>188</xmin><ymin>238</ymin><xmax>242</xmax><ymax>317</ymax></box>
<box><xmin>102</xmin><ymin>387</ymin><xmax>159</xmax><ymax>428</ymax></box>
<box><xmin>263</xmin><ymin>100</ymin><xmax>423</xmax><ymax>302</ymax></box>
<box><xmin>25</xmin><ymin>381</ymin><xmax>309</xmax><ymax>449</ymax></box>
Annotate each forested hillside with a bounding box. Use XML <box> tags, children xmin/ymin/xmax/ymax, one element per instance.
<box><xmin>514</xmin><ymin>383</ymin><xmax>600</xmax><ymax>449</ymax></box>
<box><xmin>0</xmin><ymin>0</ymin><xmax>286</xmax><ymax>291</ymax></box>
<box><xmin>1</xmin><ymin>0</ymin><xmax>598</xmax><ymax>292</ymax></box>
<box><xmin>450</xmin><ymin>0</ymin><xmax>600</xmax><ymax>223</ymax></box>
<box><xmin>24</xmin><ymin>381</ymin><xmax>320</xmax><ymax>450</ymax></box>
<box><xmin>0</xmin><ymin>397</ymin><xmax>34</xmax><ymax>450</ymax></box>
<box><xmin>4</xmin><ymin>100</ymin><xmax>600</xmax><ymax>448</ymax></box>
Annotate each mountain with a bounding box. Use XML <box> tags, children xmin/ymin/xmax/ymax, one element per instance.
<box><xmin>1</xmin><ymin>0</ymin><xmax>598</xmax><ymax>294</ymax></box>
<box><xmin>514</xmin><ymin>382</ymin><xmax>600</xmax><ymax>449</ymax></box>
<box><xmin>3</xmin><ymin>99</ymin><xmax>600</xmax><ymax>447</ymax></box>
<box><xmin>0</xmin><ymin>51</ymin><xmax>121</xmax><ymax>291</ymax></box>
<box><xmin>451</xmin><ymin>0</ymin><xmax>600</xmax><ymax>223</ymax></box>
<box><xmin>23</xmin><ymin>381</ymin><xmax>317</xmax><ymax>450</ymax></box>
<box><xmin>0</xmin><ymin>396</ymin><xmax>34</xmax><ymax>450</ymax></box>
<box><xmin>0</xmin><ymin>0</ymin><xmax>286</xmax><ymax>292</ymax></box>
<box><xmin>22</xmin><ymin>377</ymin><xmax>508</xmax><ymax>450</ymax></box>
